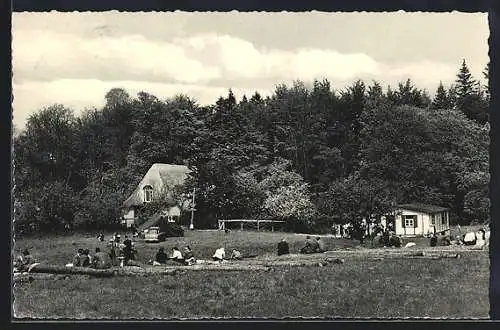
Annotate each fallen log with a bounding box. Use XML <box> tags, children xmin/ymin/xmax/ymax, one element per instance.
<box><xmin>114</xmin><ymin>264</ymin><xmax>271</xmax><ymax>276</ymax></box>
<box><xmin>27</xmin><ymin>264</ymin><xmax>116</xmax><ymax>278</ymax></box>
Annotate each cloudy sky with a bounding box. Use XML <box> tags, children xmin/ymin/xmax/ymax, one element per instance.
<box><xmin>13</xmin><ymin>11</ymin><xmax>488</xmax><ymax>130</ymax></box>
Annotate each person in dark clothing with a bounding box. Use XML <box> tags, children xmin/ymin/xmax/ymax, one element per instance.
<box><xmin>277</xmin><ymin>238</ymin><xmax>290</xmax><ymax>256</ymax></box>
<box><xmin>155</xmin><ymin>247</ymin><xmax>168</xmax><ymax>264</ymax></box>
<box><xmin>430</xmin><ymin>234</ymin><xmax>438</xmax><ymax>247</ymax></box>
<box><xmin>81</xmin><ymin>249</ymin><xmax>91</xmax><ymax>267</ymax></box>
<box><xmin>183</xmin><ymin>246</ymin><xmax>195</xmax><ymax>265</ymax></box>
<box><xmin>122</xmin><ymin>237</ymin><xmax>135</xmax><ymax>263</ymax></box>
<box><xmin>73</xmin><ymin>248</ymin><xmax>84</xmax><ymax>267</ymax></box>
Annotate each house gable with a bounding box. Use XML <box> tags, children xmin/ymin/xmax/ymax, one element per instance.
<box><xmin>123</xmin><ymin>163</ymin><xmax>192</xmax><ymax>209</ymax></box>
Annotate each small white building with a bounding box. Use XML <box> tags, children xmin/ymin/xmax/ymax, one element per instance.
<box><xmin>394</xmin><ymin>203</ymin><xmax>450</xmax><ymax>237</ymax></box>
<box><xmin>121</xmin><ymin>163</ymin><xmax>193</xmax><ymax>228</ymax></box>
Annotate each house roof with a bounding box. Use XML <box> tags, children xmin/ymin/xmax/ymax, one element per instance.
<box><xmin>122</xmin><ymin>163</ymin><xmax>192</xmax><ymax>208</ymax></box>
<box><xmin>396</xmin><ymin>203</ymin><xmax>449</xmax><ymax>214</ymax></box>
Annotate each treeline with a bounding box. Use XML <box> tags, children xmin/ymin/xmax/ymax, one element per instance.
<box><xmin>13</xmin><ymin>60</ymin><xmax>490</xmax><ymax>235</ymax></box>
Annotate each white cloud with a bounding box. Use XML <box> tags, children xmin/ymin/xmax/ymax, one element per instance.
<box><xmin>12</xmin><ymin>27</ymin><xmax>486</xmax><ymax>130</ymax></box>
<box><xmin>13</xmin><ymin>30</ymin><xmax>221</xmax><ymax>84</ymax></box>
<box><xmin>176</xmin><ymin>33</ymin><xmax>380</xmax><ymax>81</ymax></box>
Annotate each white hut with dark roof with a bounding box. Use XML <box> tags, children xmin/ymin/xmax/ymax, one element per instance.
<box><xmin>394</xmin><ymin>203</ymin><xmax>450</xmax><ymax>237</ymax></box>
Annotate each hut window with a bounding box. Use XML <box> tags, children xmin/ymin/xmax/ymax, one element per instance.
<box><xmin>143</xmin><ymin>185</ymin><xmax>153</xmax><ymax>203</ymax></box>
<box><xmin>442</xmin><ymin>212</ymin><xmax>447</xmax><ymax>225</ymax></box>
<box><xmin>431</xmin><ymin>215</ymin><xmax>435</xmax><ymax>225</ymax></box>
<box><xmin>404</xmin><ymin>215</ymin><xmax>416</xmax><ymax>228</ymax></box>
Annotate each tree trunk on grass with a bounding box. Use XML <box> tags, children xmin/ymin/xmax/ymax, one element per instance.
<box><xmin>28</xmin><ymin>264</ymin><xmax>116</xmax><ymax>277</ymax></box>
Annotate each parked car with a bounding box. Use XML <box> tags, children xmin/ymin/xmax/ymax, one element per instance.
<box><xmin>144</xmin><ymin>226</ymin><xmax>166</xmax><ymax>243</ymax></box>
<box><xmin>143</xmin><ymin>223</ymin><xmax>184</xmax><ymax>243</ymax></box>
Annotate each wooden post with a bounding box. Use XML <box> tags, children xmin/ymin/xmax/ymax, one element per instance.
<box><xmin>271</xmin><ymin>220</ymin><xmax>274</xmax><ymax>232</ymax></box>
<box><xmin>189</xmin><ymin>188</ymin><xmax>195</xmax><ymax>230</ymax></box>
<box><xmin>257</xmin><ymin>220</ymin><xmax>259</xmax><ymax>231</ymax></box>
<box><xmin>240</xmin><ymin>221</ymin><xmax>243</xmax><ymax>231</ymax></box>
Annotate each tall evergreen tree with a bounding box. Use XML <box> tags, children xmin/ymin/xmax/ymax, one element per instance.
<box><xmin>431</xmin><ymin>82</ymin><xmax>453</xmax><ymax>110</ymax></box>
<box><xmin>455</xmin><ymin>59</ymin><xmax>477</xmax><ymax>98</ymax></box>
<box><xmin>454</xmin><ymin>60</ymin><xmax>488</xmax><ymax>124</ymax></box>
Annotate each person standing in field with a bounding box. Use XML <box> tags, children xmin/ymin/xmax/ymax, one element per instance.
<box><xmin>108</xmin><ymin>234</ymin><xmax>121</xmax><ymax>266</ymax></box>
<box><xmin>278</xmin><ymin>238</ymin><xmax>290</xmax><ymax>256</ymax></box>
<box><xmin>122</xmin><ymin>236</ymin><xmax>136</xmax><ymax>264</ymax></box>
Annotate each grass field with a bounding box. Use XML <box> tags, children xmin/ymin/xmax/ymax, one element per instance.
<box><xmin>12</xmin><ymin>229</ymin><xmax>490</xmax><ymax>319</ymax></box>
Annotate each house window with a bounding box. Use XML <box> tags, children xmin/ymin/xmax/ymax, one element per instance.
<box><xmin>143</xmin><ymin>185</ymin><xmax>153</xmax><ymax>203</ymax></box>
<box><xmin>404</xmin><ymin>215</ymin><xmax>416</xmax><ymax>228</ymax></box>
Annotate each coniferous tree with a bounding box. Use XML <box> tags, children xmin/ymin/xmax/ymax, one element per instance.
<box><xmin>455</xmin><ymin>59</ymin><xmax>477</xmax><ymax>98</ymax></box>
<box><xmin>454</xmin><ymin>59</ymin><xmax>488</xmax><ymax>124</ymax></box>
<box><xmin>431</xmin><ymin>82</ymin><xmax>453</xmax><ymax>110</ymax></box>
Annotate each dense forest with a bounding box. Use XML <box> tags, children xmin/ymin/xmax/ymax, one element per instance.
<box><xmin>13</xmin><ymin>60</ymin><xmax>490</xmax><ymax>235</ymax></box>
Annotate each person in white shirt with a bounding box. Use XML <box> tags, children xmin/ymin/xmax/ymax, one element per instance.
<box><xmin>170</xmin><ymin>247</ymin><xmax>184</xmax><ymax>264</ymax></box>
<box><xmin>212</xmin><ymin>247</ymin><xmax>225</xmax><ymax>262</ymax></box>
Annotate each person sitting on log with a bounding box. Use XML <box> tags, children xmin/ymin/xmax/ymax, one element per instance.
<box><xmin>170</xmin><ymin>246</ymin><xmax>185</xmax><ymax>264</ymax></box>
<box><xmin>97</xmin><ymin>233</ymin><xmax>105</xmax><ymax>242</ymax></box>
<box><xmin>316</xmin><ymin>237</ymin><xmax>326</xmax><ymax>253</ymax></box>
<box><xmin>81</xmin><ymin>249</ymin><xmax>91</xmax><ymax>267</ymax></box>
<box><xmin>15</xmin><ymin>249</ymin><xmax>36</xmax><ymax>272</ymax></box>
<box><xmin>463</xmin><ymin>231</ymin><xmax>477</xmax><ymax>246</ymax></box>
<box><xmin>72</xmin><ymin>248</ymin><xmax>84</xmax><ymax>267</ymax></box>
<box><xmin>230</xmin><ymin>249</ymin><xmax>243</xmax><ymax>260</ymax></box>
<box><xmin>212</xmin><ymin>247</ymin><xmax>225</xmax><ymax>262</ymax></box>
<box><xmin>183</xmin><ymin>246</ymin><xmax>196</xmax><ymax>265</ymax></box>
<box><xmin>277</xmin><ymin>238</ymin><xmax>290</xmax><ymax>256</ymax></box>
<box><xmin>92</xmin><ymin>247</ymin><xmax>112</xmax><ymax>269</ymax></box>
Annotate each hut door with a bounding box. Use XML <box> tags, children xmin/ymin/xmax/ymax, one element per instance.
<box><xmin>403</xmin><ymin>215</ymin><xmax>417</xmax><ymax>235</ymax></box>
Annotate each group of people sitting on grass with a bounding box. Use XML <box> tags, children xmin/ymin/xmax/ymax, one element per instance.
<box><xmin>299</xmin><ymin>236</ymin><xmax>326</xmax><ymax>254</ymax></box>
<box><xmin>430</xmin><ymin>227</ymin><xmax>490</xmax><ymax>248</ymax></box>
<box><xmin>152</xmin><ymin>246</ymin><xmax>196</xmax><ymax>266</ymax></box>
<box><xmin>151</xmin><ymin>246</ymin><xmax>246</xmax><ymax>266</ymax></box>
<box><xmin>65</xmin><ymin>233</ymin><xmax>139</xmax><ymax>269</ymax></box>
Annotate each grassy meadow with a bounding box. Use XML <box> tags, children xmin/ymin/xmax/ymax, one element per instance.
<box><xmin>12</xmin><ymin>229</ymin><xmax>490</xmax><ymax>319</ymax></box>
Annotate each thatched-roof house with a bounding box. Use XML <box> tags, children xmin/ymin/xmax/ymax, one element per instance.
<box><xmin>121</xmin><ymin>163</ymin><xmax>193</xmax><ymax>228</ymax></box>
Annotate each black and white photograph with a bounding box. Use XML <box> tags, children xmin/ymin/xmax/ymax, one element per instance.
<box><xmin>12</xmin><ymin>10</ymin><xmax>491</xmax><ymax>319</ymax></box>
